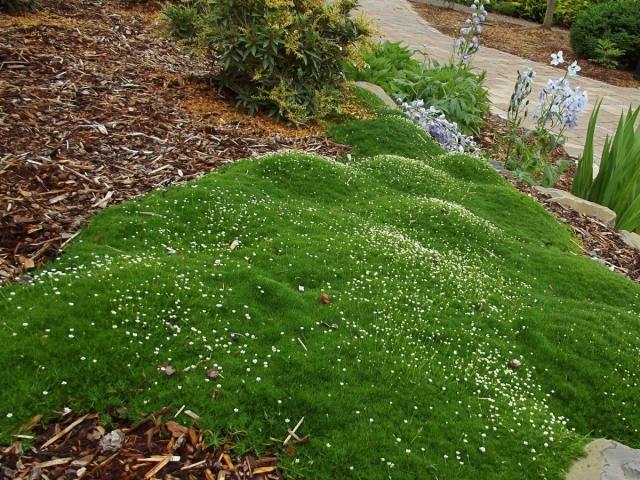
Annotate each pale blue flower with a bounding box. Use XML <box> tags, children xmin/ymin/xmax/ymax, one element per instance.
<box><xmin>453</xmin><ymin>0</ymin><xmax>488</xmax><ymax>67</ymax></box>
<box><xmin>567</xmin><ymin>61</ymin><xmax>581</xmax><ymax>77</ymax></box>
<box><xmin>550</xmin><ymin>50</ymin><xmax>564</xmax><ymax>66</ymax></box>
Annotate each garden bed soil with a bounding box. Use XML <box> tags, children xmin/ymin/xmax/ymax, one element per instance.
<box><xmin>478</xmin><ymin>114</ymin><xmax>640</xmax><ymax>282</ymax></box>
<box><xmin>410</xmin><ymin>1</ymin><xmax>640</xmax><ymax>88</ymax></box>
<box><xmin>0</xmin><ymin>409</ymin><xmax>284</xmax><ymax>479</ymax></box>
<box><xmin>0</xmin><ymin>0</ymin><xmax>349</xmax><ymax>284</ymax></box>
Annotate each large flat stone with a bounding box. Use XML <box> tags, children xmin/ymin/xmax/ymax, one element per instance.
<box><xmin>619</xmin><ymin>230</ymin><xmax>640</xmax><ymax>250</ymax></box>
<box><xmin>567</xmin><ymin>439</ymin><xmax>640</xmax><ymax>480</ymax></box>
<box><xmin>533</xmin><ymin>186</ymin><xmax>568</xmax><ymax>200</ymax></box>
<box><xmin>535</xmin><ymin>187</ymin><xmax>617</xmax><ymax>227</ymax></box>
<box><xmin>603</xmin><ymin>441</ymin><xmax>640</xmax><ymax>479</ymax></box>
<box><xmin>353</xmin><ymin>81</ymin><xmax>398</xmax><ymax>109</ymax></box>
<box><xmin>566</xmin><ymin>438</ymin><xmax>612</xmax><ymax>480</ymax></box>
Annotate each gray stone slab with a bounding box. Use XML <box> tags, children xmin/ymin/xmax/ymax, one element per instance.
<box><xmin>619</xmin><ymin>230</ymin><xmax>640</xmax><ymax>250</ymax></box>
<box><xmin>567</xmin><ymin>439</ymin><xmax>640</xmax><ymax>480</ymax></box>
<box><xmin>534</xmin><ymin>186</ymin><xmax>617</xmax><ymax>226</ymax></box>
<box><xmin>604</xmin><ymin>441</ymin><xmax>640</xmax><ymax>480</ymax></box>
<box><xmin>353</xmin><ymin>81</ymin><xmax>399</xmax><ymax>109</ymax></box>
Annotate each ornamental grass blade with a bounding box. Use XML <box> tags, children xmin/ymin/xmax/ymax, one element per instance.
<box><xmin>601</xmin><ymin>107</ymin><xmax>640</xmax><ymax>210</ymax></box>
<box><xmin>589</xmin><ymin>109</ymin><xmax>627</xmax><ymax>204</ymax></box>
<box><xmin>616</xmin><ymin>192</ymin><xmax>640</xmax><ymax>232</ymax></box>
<box><xmin>572</xmin><ymin>99</ymin><xmax>601</xmax><ymax>198</ymax></box>
<box><xmin>610</xmin><ymin>137</ymin><xmax>640</xmax><ymax>216</ymax></box>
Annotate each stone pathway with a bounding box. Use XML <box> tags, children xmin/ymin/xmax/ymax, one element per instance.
<box><xmin>358</xmin><ymin>0</ymin><xmax>640</xmax><ymax>162</ymax></box>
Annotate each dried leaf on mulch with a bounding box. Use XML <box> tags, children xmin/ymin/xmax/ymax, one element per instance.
<box><xmin>0</xmin><ymin>410</ymin><xmax>284</xmax><ymax>480</ymax></box>
<box><xmin>0</xmin><ymin>0</ymin><xmax>349</xmax><ymax>284</ymax></box>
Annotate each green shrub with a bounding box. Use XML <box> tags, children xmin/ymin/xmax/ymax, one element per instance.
<box><xmin>590</xmin><ymin>39</ymin><xmax>625</xmax><ymax>69</ymax></box>
<box><xmin>163</xmin><ymin>1</ymin><xmax>204</xmax><ymax>40</ymax></box>
<box><xmin>395</xmin><ymin>63</ymin><xmax>490</xmax><ymax>136</ymax></box>
<box><xmin>518</xmin><ymin>0</ymin><xmax>545</xmax><ymax>21</ymax></box>
<box><xmin>555</xmin><ymin>0</ymin><xmax>599</xmax><ymax>25</ymax></box>
<box><xmin>0</xmin><ymin>0</ymin><xmax>37</xmax><ymax>13</ymax></box>
<box><xmin>570</xmin><ymin>0</ymin><xmax>640</xmax><ymax>69</ymax></box>
<box><xmin>345</xmin><ymin>42</ymin><xmax>489</xmax><ymax>135</ymax></box>
<box><xmin>342</xmin><ymin>41</ymin><xmax>423</xmax><ymax>95</ymax></box>
<box><xmin>573</xmin><ymin>102</ymin><xmax>640</xmax><ymax>232</ymax></box>
<box><xmin>490</xmin><ymin>0</ymin><xmax>605</xmax><ymax>26</ymax></box>
<box><xmin>491</xmin><ymin>1</ymin><xmax>523</xmax><ymax>17</ymax></box>
<box><xmin>163</xmin><ymin>0</ymin><xmax>370</xmax><ymax>124</ymax></box>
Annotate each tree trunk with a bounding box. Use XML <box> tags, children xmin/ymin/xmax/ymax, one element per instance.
<box><xmin>634</xmin><ymin>59</ymin><xmax>640</xmax><ymax>80</ymax></box>
<box><xmin>542</xmin><ymin>0</ymin><xmax>556</xmax><ymax>29</ymax></box>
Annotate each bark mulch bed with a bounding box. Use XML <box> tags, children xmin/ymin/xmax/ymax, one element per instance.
<box><xmin>1</xmin><ymin>409</ymin><xmax>283</xmax><ymax>480</ymax></box>
<box><xmin>410</xmin><ymin>1</ymin><xmax>640</xmax><ymax>88</ymax></box>
<box><xmin>0</xmin><ymin>0</ymin><xmax>349</xmax><ymax>284</ymax></box>
<box><xmin>478</xmin><ymin>114</ymin><xmax>640</xmax><ymax>282</ymax></box>
<box><xmin>531</xmin><ymin>187</ymin><xmax>640</xmax><ymax>282</ymax></box>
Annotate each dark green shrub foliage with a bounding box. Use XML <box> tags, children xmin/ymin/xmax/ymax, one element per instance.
<box><xmin>570</xmin><ymin>0</ymin><xmax>640</xmax><ymax>69</ymax></box>
<box><xmin>518</xmin><ymin>0</ymin><xmax>546</xmax><ymax>22</ymax></box>
<box><xmin>345</xmin><ymin>42</ymin><xmax>489</xmax><ymax>135</ymax></box>
<box><xmin>398</xmin><ymin>63</ymin><xmax>489</xmax><ymax>136</ymax></box>
<box><xmin>164</xmin><ymin>0</ymin><xmax>370</xmax><ymax>124</ymax></box>
<box><xmin>0</xmin><ymin>0</ymin><xmax>37</xmax><ymax>13</ymax></box>
<box><xmin>342</xmin><ymin>41</ymin><xmax>423</xmax><ymax>94</ymax></box>
<box><xmin>590</xmin><ymin>39</ymin><xmax>625</xmax><ymax>69</ymax></box>
<box><xmin>491</xmin><ymin>2</ymin><xmax>523</xmax><ymax>17</ymax></box>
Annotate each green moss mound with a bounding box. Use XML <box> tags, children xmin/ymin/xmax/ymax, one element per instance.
<box><xmin>1</xmin><ymin>114</ymin><xmax>640</xmax><ymax>480</ymax></box>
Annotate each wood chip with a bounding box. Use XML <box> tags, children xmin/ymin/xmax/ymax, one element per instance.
<box><xmin>39</xmin><ymin>414</ymin><xmax>89</xmax><ymax>450</ymax></box>
<box><xmin>0</xmin><ymin>0</ymin><xmax>349</xmax><ymax>285</ymax></box>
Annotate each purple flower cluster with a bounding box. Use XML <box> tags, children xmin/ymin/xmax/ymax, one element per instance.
<box><xmin>400</xmin><ymin>99</ymin><xmax>477</xmax><ymax>153</ymax></box>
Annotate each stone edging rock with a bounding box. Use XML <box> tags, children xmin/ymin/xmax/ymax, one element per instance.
<box><xmin>566</xmin><ymin>438</ymin><xmax>640</xmax><ymax>480</ymax></box>
<box><xmin>534</xmin><ymin>186</ymin><xmax>617</xmax><ymax>228</ymax></box>
<box><xmin>352</xmin><ymin>81</ymin><xmax>399</xmax><ymax>110</ymax></box>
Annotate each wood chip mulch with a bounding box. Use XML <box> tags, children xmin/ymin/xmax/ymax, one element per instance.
<box><xmin>1</xmin><ymin>410</ymin><xmax>283</xmax><ymax>480</ymax></box>
<box><xmin>0</xmin><ymin>0</ymin><xmax>349</xmax><ymax>284</ymax></box>
<box><xmin>409</xmin><ymin>1</ymin><xmax>640</xmax><ymax>88</ymax></box>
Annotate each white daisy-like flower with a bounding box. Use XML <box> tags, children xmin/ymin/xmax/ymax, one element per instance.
<box><xmin>550</xmin><ymin>50</ymin><xmax>564</xmax><ymax>66</ymax></box>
